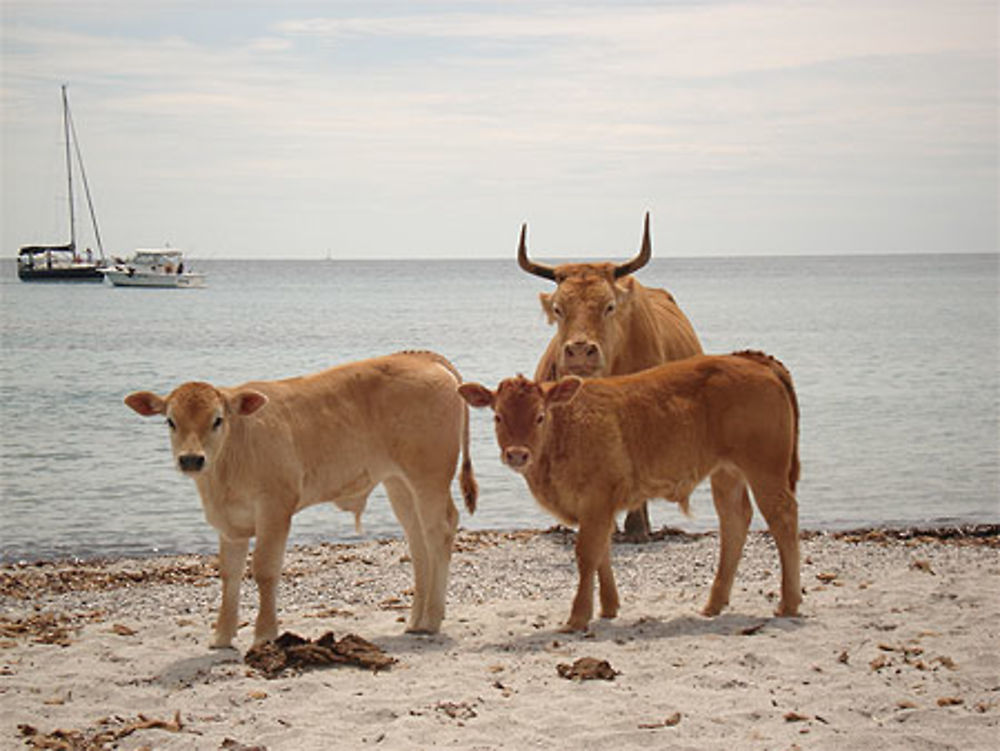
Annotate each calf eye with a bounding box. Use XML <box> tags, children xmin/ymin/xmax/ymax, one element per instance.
<box><xmin>535</xmin><ymin>412</ymin><xmax>545</xmax><ymax>425</ymax></box>
<box><xmin>553</xmin><ymin>303</ymin><xmax>564</xmax><ymax>319</ymax></box>
<box><xmin>165</xmin><ymin>417</ymin><xmax>176</xmax><ymax>430</ymax></box>
<box><xmin>212</xmin><ymin>416</ymin><xmax>224</xmax><ymax>430</ymax></box>
<box><xmin>494</xmin><ymin>415</ymin><xmax>502</xmax><ymax>425</ymax></box>
<box><xmin>604</xmin><ymin>302</ymin><xmax>616</xmax><ymax>316</ymax></box>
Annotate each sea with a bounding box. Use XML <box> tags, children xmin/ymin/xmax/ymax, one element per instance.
<box><xmin>1</xmin><ymin>253</ymin><xmax>997</xmax><ymax>563</ymax></box>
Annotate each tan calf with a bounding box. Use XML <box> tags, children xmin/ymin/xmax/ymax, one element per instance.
<box><xmin>125</xmin><ymin>351</ymin><xmax>477</xmax><ymax>648</ymax></box>
<box><xmin>459</xmin><ymin>351</ymin><xmax>800</xmax><ymax>632</ymax></box>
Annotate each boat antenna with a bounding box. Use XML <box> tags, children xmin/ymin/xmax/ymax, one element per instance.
<box><xmin>64</xmin><ymin>86</ymin><xmax>106</xmax><ymax>263</ymax></box>
<box><xmin>62</xmin><ymin>85</ymin><xmax>76</xmax><ymax>253</ymax></box>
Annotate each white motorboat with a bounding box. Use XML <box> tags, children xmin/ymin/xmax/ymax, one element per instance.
<box><xmin>104</xmin><ymin>249</ymin><xmax>205</xmax><ymax>288</ymax></box>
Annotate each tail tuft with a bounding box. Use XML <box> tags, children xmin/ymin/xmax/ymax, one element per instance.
<box><xmin>460</xmin><ymin>458</ymin><xmax>478</xmax><ymax>514</ymax></box>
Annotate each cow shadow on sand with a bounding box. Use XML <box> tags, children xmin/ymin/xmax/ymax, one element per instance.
<box><xmin>480</xmin><ymin>611</ymin><xmax>807</xmax><ymax>654</ymax></box>
<box><xmin>152</xmin><ymin>648</ymin><xmax>241</xmax><ymax>689</ymax></box>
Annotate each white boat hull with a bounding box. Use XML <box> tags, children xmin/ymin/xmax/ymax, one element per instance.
<box><xmin>105</xmin><ymin>270</ymin><xmax>205</xmax><ymax>288</ymax></box>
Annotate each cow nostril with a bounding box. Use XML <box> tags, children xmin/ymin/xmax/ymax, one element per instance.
<box><xmin>586</xmin><ymin>344</ymin><xmax>599</xmax><ymax>357</ymax></box>
<box><xmin>178</xmin><ymin>454</ymin><xmax>205</xmax><ymax>472</ymax></box>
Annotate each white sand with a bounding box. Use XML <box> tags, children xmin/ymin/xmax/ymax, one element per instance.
<box><xmin>2</xmin><ymin>528</ymin><xmax>998</xmax><ymax>750</ymax></box>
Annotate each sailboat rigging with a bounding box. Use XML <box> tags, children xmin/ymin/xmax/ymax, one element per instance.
<box><xmin>17</xmin><ymin>85</ymin><xmax>108</xmax><ymax>282</ymax></box>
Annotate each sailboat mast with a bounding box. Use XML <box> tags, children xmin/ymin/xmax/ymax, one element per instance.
<box><xmin>62</xmin><ymin>84</ymin><xmax>76</xmax><ymax>251</ymax></box>
<box><xmin>67</xmin><ymin>93</ymin><xmax>106</xmax><ymax>262</ymax></box>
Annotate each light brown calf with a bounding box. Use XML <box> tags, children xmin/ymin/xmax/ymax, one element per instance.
<box><xmin>459</xmin><ymin>351</ymin><xmax>800</xmax><ymax>632</ymax></box>
<box><xmin>125</xmin><ymin>351</ymin><xmax>477</xmax><ymax>648</ymax></box>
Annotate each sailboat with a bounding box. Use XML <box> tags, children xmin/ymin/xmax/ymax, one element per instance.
<box><xmin>17</xmin><ymin>85</ymin><xmax>108</xmax><ymax>282</ymax></box>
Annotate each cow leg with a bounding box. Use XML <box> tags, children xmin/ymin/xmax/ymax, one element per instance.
<box><xmin>703</xmin><ymin>468</ymin><xmax>752</xmax><ymax>617</ymax></box>
<box><xmin>564</xmin><ymin>515</ymin><xmax>614</xmax><ymax>632</ymax></box>
<box><xmin>250</xmin><ymin>516</ymin><xmax>291</xmax><ymax>646</ymax></box>
<box><xmin>749</xmin><ymin>480</ymin><xmax>802</xmax><ymax>617</ymax></box>
<box><xmin>385</xmin><ymin>478</ymin><xmax>431</xmax><ymax>633</ymax></box>
<box><xmin>622</xmin><ymin>504</ymin><xmax>651</xmax><ymax>542</ymax></box>
<box><xmin>597</xmin><ymin>545</ymin><xmax>619</xmax><ymax>619</ymax></box>
<box><xmin>212</xmin><ymin>536</ymin><xmax>249</xmax><ymax>649</ymax></box>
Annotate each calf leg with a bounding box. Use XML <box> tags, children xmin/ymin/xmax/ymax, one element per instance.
<box><xmin>597</xmin><ymin>545</ymin><xmax>619</xmax><ymax>619</ymax></box>
<box><xmin>749</xmin><ymin>480</ymin><xmax>802</xmax><ymax>617</ymax></box>
<box><xmin>564</xmin><ymin>514</ymin><xmax>614</xmax><ymax>632</ymax></box>
<box><xmin>411</xmin><ymin>484</ymin><xmax>458</xmax><ymax>634</ymax></box>
<box><xmin>703</xmin><ymin>467</ymin><xmax>752</xmax><ymax>616</ymax></box>
<box><xmin>385</xmin><ymin>478</ymin><xmax>431</xmax><ymax>633</ymax></box>
<box><xmin>212</xmin><ymin>536</ymin><xmax>249</xmax><ymax>649</ymax></box>
<box><xmin>250</xmin><ymin>517</ymin><xmax>291</xmax><ymax>646</ymax></box>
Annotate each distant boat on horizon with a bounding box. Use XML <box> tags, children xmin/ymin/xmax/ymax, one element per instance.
<box><xmin>104</xmin><ymin>248</ymin><xmax>206</xmax><ymax>288</ymax></box>
<box><xmin>16</xmin><ymin>85</ymin><xmax>108</xmax><ymax>282</ymax></box>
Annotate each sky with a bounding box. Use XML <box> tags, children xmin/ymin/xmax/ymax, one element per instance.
<box><xmin>1</xmin><ymin>0</ymin><xmax>996</xmax><ymax>260</ymax></box>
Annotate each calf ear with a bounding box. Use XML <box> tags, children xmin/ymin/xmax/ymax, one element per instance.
<box><xmin>124</xmin><ymin>391</ymin><xmax>166</xmax><ymax>416</ymax></box>
<box><xmin>231</xmin><ymin>389</ymin><xmax>268</xmax><ymax>416</ymax></box>
<box><xmin>545</xmin><ymin>376</ymin><xmax>583</xmax><ymax>406</ymax></box>
<box><xmin>458</xmin><ymin>382</ymin><xmax>495</xmax><ymax>409</ymax></box>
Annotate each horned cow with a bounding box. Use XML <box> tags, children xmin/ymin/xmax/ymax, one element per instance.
<box><xmin>459</xmin><ymin>351</ymin><xmax>801</xmax><ymax>632</ymax></box>
<box><xmin>518</xmin><ymin>213</ymin><xmax>708</xmax><ymax>538</ymax></box>
<box><xmin>125</xmin><ymin>351</ymin><xmax>477</xmax><ymax>648</ymax></box>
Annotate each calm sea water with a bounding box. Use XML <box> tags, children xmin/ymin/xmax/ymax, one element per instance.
<box><xmin>1</xmin><ymin>254</ymin><xmax>997</xmax><ymax>562</ymax></box>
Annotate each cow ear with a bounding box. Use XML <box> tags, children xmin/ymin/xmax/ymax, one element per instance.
<box><xmin>545</xmin><ymin>376</ymin><xmax>582</xmax><ymax>406</ymax></box>
<box><xmin>539</xmin><ymin>292</ymin><xmax>558</xmax><ymax>325</ymax></box>
<box><xmin>614</xmin><ymin>275</ymin><xmax>638</xmax><ymax>307</ymax></box>
<box><xmin>231</xmin><ymin>389</ymin><xmax>268</xmax><ymax>416</ymax></box>
<box><xmin>458</xmin><ymin>383</ymin><xmax>495</xmax><ymax>409</ymax></box>
<box><xmin>124</xmin><ymin>391</ymin><xmax>166</xmax><ymax>416</ymax></box>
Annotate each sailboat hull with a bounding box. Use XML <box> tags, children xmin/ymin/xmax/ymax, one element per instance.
<box><xmin>17</xmin><ymin>264</ymin><xmax>105</xmax><ymax>282</ymax></box>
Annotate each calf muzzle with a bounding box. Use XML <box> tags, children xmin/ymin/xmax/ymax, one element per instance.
<box><xmin>178</xmin><ymin>453</ymin><xmax>206</xmax><ymax>473</ymax></box>
<box><xmin>503</xmin><ymin>446</ymin><xmax>532</xmax><ymax>471</ymax></box>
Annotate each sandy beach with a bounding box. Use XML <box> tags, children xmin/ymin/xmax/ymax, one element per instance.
<box><xmin>2</xmin><ymin>526</ymin><xmax>998</xmax><ymax>750</ymax></box>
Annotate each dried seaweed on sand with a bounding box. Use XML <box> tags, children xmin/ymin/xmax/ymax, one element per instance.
<box><xmin>245</xmin><ymin>631</ymin><xmax>395</xmax><ymax>678</ymax></box>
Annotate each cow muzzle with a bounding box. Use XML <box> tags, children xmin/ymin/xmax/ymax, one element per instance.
<box><xmin>562</xmin><ymin>339</ymin><xmax>603</xmax><ymax>377</ymax></box>
<box><xmin>502</xmin><ymin>446</ymin><xmax>532</xmax><ymax>472</ymax></box>
<box><xmin>177</xmin><ymin>453</ymin><xmax>206</xmax><ymax>474</ymax></box>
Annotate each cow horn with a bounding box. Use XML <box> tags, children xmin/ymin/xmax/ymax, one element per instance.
<box><xmin>613</xmin><ymin>212</ymin><xmax>652</xmax><ymax>279</ymax></box>
<box><xmin>517</xmin><ymin>223</ymin><xmax>557</xmax><ymax>281</ymax></box>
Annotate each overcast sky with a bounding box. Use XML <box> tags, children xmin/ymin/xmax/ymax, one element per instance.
<box><xmin>1</xmin><ymin>0</ymin><xmax>996</xmax><ymax>259</ymax></box>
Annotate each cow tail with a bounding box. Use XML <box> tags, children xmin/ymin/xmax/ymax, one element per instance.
<box><xmin>734</xmin><ymin>350</ymin><xmax>801</xmax><ymax>492</ymax></box>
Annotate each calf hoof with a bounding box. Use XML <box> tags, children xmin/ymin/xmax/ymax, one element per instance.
<box><xmin>559</xmin><ymin>619</ymin><xmax>590</xmax><ymax>634</ymax></box>
<box><xmin>404</xmin><ymin>626</ymin><xmax>439</xmax><ymax>636</ymax></box>
<box><xmin>774</xmin><ymin>602</ymin><xmax>801</xmax><ymax>618</ymax></box>
<box><xmin>209</xmin><ymin>634</ymin><xmax>235</xmax><ymax>650</ymax></box>
<box><xmin>700</xmin><ymin>602</ymin><xmax>725</xmax><ymax>618</ymax></box>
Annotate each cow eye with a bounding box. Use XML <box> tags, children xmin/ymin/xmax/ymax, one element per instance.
<box><xmin>552</xmin><ymin>303</ymin><xmax>564</xmax><ymax>319</ymax></box>
<box><xmin>165</xmin><ymin>417</ymin><xmax>176</xmax><ymax>430</ymax></box>
<box><xmin>212</xmin><ymin>416</ymin><xmax>224</xmax><ymax>430</ymax></box>
<box><xmin>535</xmin><ymin>412</ymin><xmax>545</xmax><ymax>425</ymax></box>
<box><xmin>494</xmin><ymin>414</ymin><xmax>502</xmax><ymax>425</ymax></box>
<box><xmin>604</xmin><ymin>302</ymin><xmax>616</xmax><ymax>317</ymax></box>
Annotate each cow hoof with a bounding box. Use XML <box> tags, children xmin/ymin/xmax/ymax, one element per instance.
<box><xmin>774</xmin><ymin>603</ymin><xmax>801</xmax><ymax>618</ymax></box>
<box><xmin>559</xmin><ymin>621</ymin><xmax>589</xmax><ymax>634</ymax></box>
<box><xmin>700</xmin><ymin>604</ymin><xmax>724</xmax><ymax>618</ymax></box>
